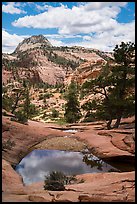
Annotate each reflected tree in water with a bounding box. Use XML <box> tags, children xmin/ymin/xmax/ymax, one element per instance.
<box><xmin>83</xmin><ymin>154</ymin><xmax>104</xmax><ymax>171</ymax></box>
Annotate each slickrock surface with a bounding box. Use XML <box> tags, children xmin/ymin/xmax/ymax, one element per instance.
<box><xmin>2</xmin><ymin>160</ymin><xmax>135</xmax><ymax>202</ymax></box>
<box><xmin>2</xmin><ymin>115</ymin><xmax>135</xmax><ymax>202</ymax></box>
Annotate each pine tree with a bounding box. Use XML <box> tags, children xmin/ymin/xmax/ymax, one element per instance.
<box><xmin>111</xmin><ymin>42</ymin><xmax>135</xmax><ymax>128</ymax></box>
<box><xmin>82</xmin><ymin>42</ymin><xmax>135</xmax><ymax>129</ymax></box>
<box><xmin>64</xmin><ymin>80</ymin><xmax>81</xmax><ymax>123</ymax></box>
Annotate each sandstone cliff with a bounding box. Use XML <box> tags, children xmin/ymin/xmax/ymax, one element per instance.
<box><xmin>2</xmin><ymin>35</ymin><xmax>113</xmax><ymax>86</ymax></box>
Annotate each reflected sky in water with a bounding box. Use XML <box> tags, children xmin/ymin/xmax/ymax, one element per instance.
<box><xmin>16</xmin><ymin>149</ymin><xmax>118</xmax><ymax>185</ymax></box>
<box><xmin>63</xmin><ymin>129</ymin><xmax>78</xmax><ymax>133</ymax></box>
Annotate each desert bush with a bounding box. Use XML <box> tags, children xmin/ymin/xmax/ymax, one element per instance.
<box><xmin>28</xmin><ymin>103</ymin><xmax>39</xmax><ymax>118</ymax></box>
<box><xmin>55</xmin><ymin>118</ymin><xmax>67</xmax><ymax>125</ymax></box>
<box><xmin>51</xmin><ymin>108</ymin><xmax>59</xmax><ymax>118</ymax></box>
<box><xmin>14</xmin><ymin>110</ymin><xmax>28</xmax><ymax>124</ymax></box>
<box><xmin>44</xmin><ymin>171</ymin><xmax>77</xmax><ymax>191</ymax></box>
<box><xmin>39</xmin><ymin>94</ymin><xmax>44</xmax><ymax>100</ymax></box>
<box><xmin>44</xmin><ymin>92</ymin><xmax>53</xmax><ymax>99</ymax></box>
<box><xmin>2</xmin><ymin>139</ymin><xmax>15</xmax><ymax>151</ymax></box>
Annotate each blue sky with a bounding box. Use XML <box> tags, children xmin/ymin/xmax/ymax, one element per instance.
<box><xmin>2</xmin><ymin>2</ymin><xmax>135</xmax><ymax>53</ymax></box>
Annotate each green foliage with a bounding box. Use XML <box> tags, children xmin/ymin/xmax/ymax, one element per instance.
<box><xmin>39</xmin><ymin>94</ymin><xmax>44</xmax><ymax>100</ymax></box>
<box><xmin>15</xmin><ymin>50</ymin><xmax>38</xmax><ymax>68</ymax></box>
<box><xmin>81</xmin><ymin>99</ymin><xmax>108</xmax><ymax>122</ymax></box>
<box><xmin>83</xmin><ymin>114</ymin><xmax>96</xmax><ymax>122</ymax></box>
<box><xmin>113</xmin><ymin>41</ymin><xmax>135</xmax><ymax>63</ymax></box>
<box><xmin>2</xmin><ymin>82</ymin><xmax>26</xmax><ymax>114</ymax></box>
<box><xmin>81</xmin><ymin>41</ymin><xmax>135</xmax><ymax>129</ymax></box>
<box><xmin>64</xmin><ymin>81</ymin><xmax>81</xmax><ymax>123</ymax></box>
<box><xmin>14</xmin><ymin>110</ymin><xmax>28</xmax><ymax>124</ymax></box>
<box><xmin>39</xmin><ymin>92</ymin><xmax>53</xmax><ymax>100</ymax></box>
<box><xmin>22</xmin><ymin>86</ymin><xmax>37</xmax><ymax>118</ymax></box>
<box><xmin>59</xmin><ymin>87</ymin><xmax>65</xmax><ymax>94</ymax></box>
<box><xmin>2</xmin><ymin>94</ymin><xmax>13</xmax><ymax>112</ymax></box>
<box><xmin>46</xmin><ymin>50</ymin><xmax>80</xmax><ymax>69</ymax></box>
<box><xmin>2</xmin><ymin>139</ymin><xmax>15</xmax><ymax>151</ymax></box>
<box><xmin>2</xmin><ymin>81</ymin><xmax>39</xmax><ymax>121</ymax></box>
<box><xmin>34</xmin><ymin>82</ymin><xmax>52</xmax><ymax>89</ymax></box>
<box><xmin>44</xmin><ymin>92</ymin><xmax>53</xmax><ymax>98</ymax></box>
<box><xmin>54</xmin><ymin>118</ymin><xmax>67</xmax><ymax>125</ymax></box>
<box><xmin>51</xmin><ymin>108</ymin><xmax>59</xmax><ymax>118</ymax></box>
<box><xmin>44</xmin><ymin>171</ymin><xmax>77</xmax><ymax>191</ymax></box>
<box><xmin>28</xmin><ymin>103</ymin><xmax>39</xmax><ymax>118</ymax></box>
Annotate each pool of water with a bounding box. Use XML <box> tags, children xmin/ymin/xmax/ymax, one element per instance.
<box><xmin>15</xmin><ymin>149</ymin><xmax>119</xmax><ymax>185</ymax></box>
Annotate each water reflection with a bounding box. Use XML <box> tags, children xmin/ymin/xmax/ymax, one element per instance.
<box><xmin>15</xmin><ymin>149</ymin><xmax>118</xmax><ymax>185</ymax></box>
<box><xmin>83</xmin><ymin>154</ymin><xmax>120</xmax><ymax>172</ymax></box>
<box><xmin>63</xmin><ymin>129</ymin><xmax>78</xmax><ymax>133</ymax></box>
<box><xmin>83</xmin><ymin>154</ymin><xmax>104</xmax><ymax>171</ymax></box>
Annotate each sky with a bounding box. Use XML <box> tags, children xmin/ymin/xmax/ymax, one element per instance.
<box><xmin>16</xmin><ymin>149</ymin><xmax>117</xmax><ymax>184</ymax></box>
<box><xmin>2</xmin><ymin>2</ymin><xmax>135</xmax><ymax>53</ymax></box>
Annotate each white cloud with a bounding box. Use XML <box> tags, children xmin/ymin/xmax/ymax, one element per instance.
<box><xmin>83</xmin><ymin>2</ymin><xmax>127</xmax><ymax>11</ymax></box>
<box><xmin>2</xmin><ymin>29</ymin><xmax>67</xmax><ymax>53</ymax></box>
<box><xmin>2</xmin><ymin>29</ymin><xmax>29</xmax><ymax>53</ymax></box>
<box><xmin>12</xmin><ymin>5</ymin><xmax>71</xmax><ymax>29</ymax></box>
<box><xmin>67</xmin><ymin>20</ymin><xmax>135</xmax><ymax>51</ymax></box>
<box><xmin>2</xmin><ymin>2</ymin><xmax>26</xmax><ymax>14</ymax></box>
<box><xmin>17</xmin><ymin>150</ymin><xmax>85</xmax><ymax>184</ymax></box>
<box><xmin>2</xmin><ymin>17</ymin><xmax>135</xmax><ymax>54</ymax></box>
<box><xmin>2</xmin><ymin>2</ymin><xmax>135</xmax><ymax>52</ymax></box>
<box><xmin>35</xmin><ymin>3</ymin><xmax>50</xmax><ymax>12</ymax></box>
<box><xmin>12</xmin><ymin>2</ymin><xmax>127</xmax><ymax>33</ymax></box>
<box><xmin>44</xmin><ymin>34</ymin><xmax>82</xmax><ymax>40</ymax></box>
<box><xmin>48</xmin><ymin>39</ymin><xmax>65</xmax><ymax>47</ymax></box>
<box><xmin>83</xmin><ymin>35</ymin><xmax>92</xmax><ymax>41</ymax></box>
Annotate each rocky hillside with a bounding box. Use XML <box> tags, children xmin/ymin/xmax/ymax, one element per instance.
<box><xmin>2</xmin><ymin>35</ymin><xmax>113</xmax><ymax>86</ymax></box>
<box><xmin>14</xmin><ymin>34</ymin><xmax>52</xmax><ymax>53</ymax></box>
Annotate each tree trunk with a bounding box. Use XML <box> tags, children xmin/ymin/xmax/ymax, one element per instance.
<box><xmin>107</xmin><ymin>118</ymin><xmax>112</xmax><ymax>130</ymax></box>
<box><xmin>113</xmin><ymin>114</ymin><xmax>122</xmax><ymax>128</ymax></box>
<box><xmin>11</xmin><ymin>98</ymin><xmax>19</xmax><ymax>114</ymax></box>
<box><xmin>11</xmin><ymin>92</ymin><xmax>21</xmax><ymax>114</ymax></box>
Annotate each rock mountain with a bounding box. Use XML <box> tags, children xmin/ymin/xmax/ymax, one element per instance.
<box><xmin>14</xmin><ymin>34</ymin><xmax>52</xmax><ymax>53</ymax></box>
<box><xmin>2</xmin><ymin>35</ymin><xmax>113</xmax><ymax>86</ymax></box>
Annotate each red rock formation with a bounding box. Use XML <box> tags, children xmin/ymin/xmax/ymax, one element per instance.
<box><xmin>2</xmin><ymin>115</ymin><xmax>135</xmax><ymax>202</ymax></box>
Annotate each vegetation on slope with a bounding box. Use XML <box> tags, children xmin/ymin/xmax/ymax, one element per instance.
<box><xmin>2</xmin><ymin>41</ymin><xmax>135</xmax><ymax>129</ymax></box>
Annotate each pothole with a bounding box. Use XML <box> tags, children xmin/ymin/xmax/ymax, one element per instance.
<box><xmin>33</xmin><ymin>136</ymin><xmax>87</xmax><ymax>152</ymax></box>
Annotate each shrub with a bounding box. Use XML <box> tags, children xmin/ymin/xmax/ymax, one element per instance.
<box><xmin>2</xmin><ymin>139</ymin><xmax>15</xmax><ymax>151</ymax></box>
<box><xmin>44</xmin><ymin>171</ymin><xmax>77</xmax><ymax>191</ymax></box>
<box><xmin>39</xmin><ymin>94</ymin><xmax>44</xmax><ymax>100</ymax></box>
<box><xmin>14</xmin><ymin>110</ymin><xmax>28</xmax><ymax>124</ymax></box>
<box><xmin>28</xmin><ymin>103</ymin><xmax>39</xmax><ymax>118</ymax></box>
<box><xmin>55</xmin><ymin>118</ymin><xmax>67</xmax><ymax>125</ymax></box>
<box><xmin>51</xmin><ymin>108</ymin><xmax>59</xmax><ymax>118</ymax></box>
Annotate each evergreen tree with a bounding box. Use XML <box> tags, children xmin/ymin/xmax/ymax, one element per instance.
<box><xmin>10</xmin><ymin>88</ymin><xmax>24</xmax><ymax>114</ymax></box>
<box><xmin>64</xmin><ymin>80</ymin><xmax>81</xmax><ymax>123</ymax></box>
<box><xmin>82</xmin><ymin>42</ymin><xmax>135</xmax><ymax>129</ymax></box>
<box><xmin>111</xmin><ymin>41</ymin><xmax>135</xmax><ymax>128</ymax></box>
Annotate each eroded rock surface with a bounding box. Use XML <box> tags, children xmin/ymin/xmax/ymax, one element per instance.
<box><xmin>2</xmin><ymin>160</ymin><xmax>135</xmax><ymax>202</ymax></box>
<box><xmin>2</xmin><ymin>115</ymin><xmax>135</xmax><ymax>202</ymax></box>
